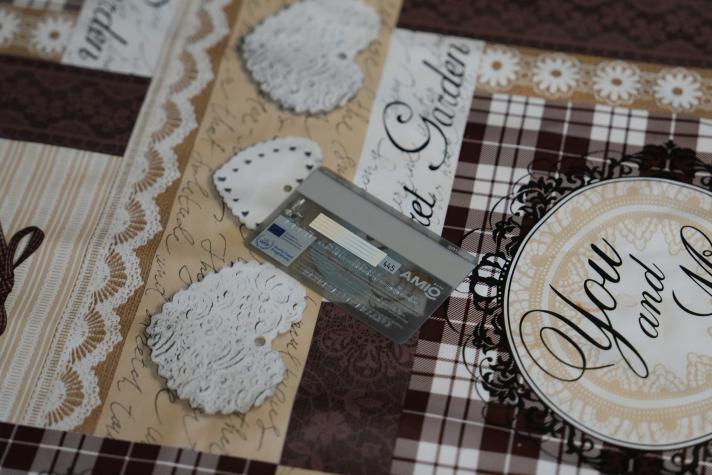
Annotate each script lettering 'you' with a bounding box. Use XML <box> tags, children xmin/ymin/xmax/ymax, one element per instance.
<box><xmin>520</xmin><ymin>225</ymin><xmax>712</xmax><ymax>382</ymax></box>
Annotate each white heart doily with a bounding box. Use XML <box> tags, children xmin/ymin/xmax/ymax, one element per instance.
<box><xmin>146</xmin><ymin>260</ymin><xmax>306</xmax><ymax>414</ymax></box>
<box><xmin>213</xmin><ymin>137</ymin><xmax>323</xmax><ymax>229</ymax></box>
<box><xmin>241</xmin><ymin>0</ymin><xmax>380</xmax><ymax>114</ymax></box>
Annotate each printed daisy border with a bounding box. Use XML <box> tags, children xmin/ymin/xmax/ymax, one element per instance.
<box><xmin>477</xmin><ymin>43</ymin><xmax>712</xmax><ymax>113</ymax></box>
<box><xmin>0</xmin><ymin>5</ymin><xmax>76</xmax><ymax>60</ymax></box>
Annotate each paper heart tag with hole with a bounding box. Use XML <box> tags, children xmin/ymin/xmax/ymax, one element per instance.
<box><xmin>146</xmin><ymin>260</ymin><xmax>306</xmax><ymax>414</ymax></box>
<box><xmin>213</xmin><ymin>137</ymin><xmax>323</xmax><ymax>229</ymax></box>
<box><xmin>241</xmin><ymin>0</ymin><xmax>380</xmax><ymax>114</ymax></box>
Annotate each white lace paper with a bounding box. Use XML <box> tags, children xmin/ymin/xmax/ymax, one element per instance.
<box><xmin>147</xmin><ymin>261</ymin><xmax>305</xmax><ymax>414</ymax></box>
<box><xmin>241</xmin><ymin>0</ymin><xmax>380</xmax><ymax>114</ymax></box>
<box><xmin>26</xmin><ymin>0</ymin><xmax>232</xmax><ymax>429</ymax></box>
<box><xmin>213</xmin><ymin>137</ymin><xmax>323</xmax><ymax>229</ymax></box>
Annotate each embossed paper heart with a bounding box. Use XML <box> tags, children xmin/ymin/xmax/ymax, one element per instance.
<box><xmin>146</xmin><ymin>260</ymin><xmax>306</xmax><ymax>414</ymax></box>
<box><xmin>213</xmin><ymin>137</ymin><xmax>323</xmax><ymax>229</ymax></box>
<box><xmin>241</xmin><ymin>0</ymin><xmax>380</xmax><ymax>114</ymax></box>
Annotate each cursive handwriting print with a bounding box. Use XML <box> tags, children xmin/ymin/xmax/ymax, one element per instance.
<box><xmin>62</xmin><ymin>0</ymin><xmax>187</xmax><ymax>76</ymax></box>
<box><xmin>95</xmin><ymin>0</ymin><xmax>400</xmax><ymax>463</ymax></box>
<box><xmin>354</xmin><ymin>29</ymin><xmax>484</xmax><ymax>234</ymax></box>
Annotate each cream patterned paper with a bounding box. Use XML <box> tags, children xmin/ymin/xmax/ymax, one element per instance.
<box><xmin>506</xmin><ymin>178</ymin><xmax>712</xmax><ymax>449</ymax></box>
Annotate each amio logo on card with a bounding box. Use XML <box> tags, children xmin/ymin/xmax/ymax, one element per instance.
<box><xmin>400</xmin><ymin>271</ymin><xmax>442</xmax><ymax>300</ymax></box>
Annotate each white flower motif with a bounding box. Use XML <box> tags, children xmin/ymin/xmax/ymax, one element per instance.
<box><xmin>653</xmin><ymin>68</ymin><xmax>703</xmax><ymax>110</ymax></box>
<box><xmin>592</xmin><ymin>61</ymin><xmax>640</xmax><ymax>104</ymax></box>
<box><xmin>478</xmin><ymin>45</ymin><xmax>520</xmax><ymax>89</ymax></box>
<box><xmin>532</xmin><ymin>53</ymin><xmax>580</xmax><ymax>97</ymax></box>
<box><xmin>0</xmin><ymin>8</ymin><xmax>21</xmax><ymax>46</ymax></box>
<box><xmin>30</xmin><ymin>16</ymin><xmax>73</xmax><ymax>55</ymax></box>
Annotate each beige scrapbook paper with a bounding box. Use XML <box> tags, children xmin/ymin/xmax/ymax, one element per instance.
<box><xmin>95</xmin><ymin>0</ymin><xmax>401</xmax><ymax>463</ymax></box>
<box><xmin>0</xmin><ymin>141</ymin><xmax>122</xmax><ymax>423</ymax></box>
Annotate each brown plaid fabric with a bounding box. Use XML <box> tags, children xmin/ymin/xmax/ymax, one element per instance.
<box><xmin>391</xmin><ymin>92</ymin><xmax>712</xmax><ymax>475</ymax></box>
<box><xmin>0</xmin><ymin>421</ymin><xmax>277</xmax><ymax>475</ymax></box>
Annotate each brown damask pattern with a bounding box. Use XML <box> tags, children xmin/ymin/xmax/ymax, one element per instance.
<box><xmin>281</xmin><ymin>303</ymin><xmax>417</xmax><ymax>475</ymax></box>
<box><xmin>0</xmin><ymin>55</ymin><xmax>149</xmax><ymax>155</ymax></box>
<box><xmin>398</xmin><ymin>0</ymin><xmax>712</xmax><ymax>68</ymax></box>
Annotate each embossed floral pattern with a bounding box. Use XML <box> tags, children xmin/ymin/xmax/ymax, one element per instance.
<box><xmin>653</xmin><ymin>68</ymin><xmax>703</xmax><ymax>110</ymax></box>
<box><xmin>592</xmin><ymin>60</ymin><xmax>640</xmax><ymax>104</ymax></box>
<box><xmin>303</xmin><ymin>411</ymin><xmax>350</xmax><ymax>444</ymax></box>
<box><xmin>147</xmin><ymin>261</ymin><xmax>306</xmax><ymax>414</ymax></box>
<box><xmin>316</xmin><ymin>312</ymin><xmax>414</xmax><ymax>381</ymax></box>
<box><xmin>532</xmin><ymin>53</ymin><xmax>580</xmax><ymax>96</ymax></box>
<box><xmin>478</xmin><ymin>45</ymin><xmax>520</xmax><ymax>88</ymax></box>
<box><xmin>242</xmin><ymin>0</ymin><xmax>380</xmax><ymax>113</ymax></box>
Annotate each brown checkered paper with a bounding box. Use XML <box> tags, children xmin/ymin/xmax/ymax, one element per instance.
<box><xmin>0</xmin><ymin>421</ymin><xmax>277</xmax><ymax>475</ymax></box>
<box><xmin>391</xmin><ymin>92</ymin><xmax>712</xmax><ymax>475</ymax></box>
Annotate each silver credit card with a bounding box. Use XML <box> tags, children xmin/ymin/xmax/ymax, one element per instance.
<box><xmin>248</xmin><ymin>168</ymin><xmax>475</xmax><ymax>343</ymax></box>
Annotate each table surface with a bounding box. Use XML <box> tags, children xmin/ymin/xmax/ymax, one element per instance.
<box><xmin>0</xmin><ymin>1</ymin><xmax>710</xmax><ymax>474</ymax></box>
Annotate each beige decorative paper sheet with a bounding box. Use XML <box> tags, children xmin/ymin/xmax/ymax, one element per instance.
<box><xmin>22</xmin><ymin>0</ymin><xmax>234</xmax><ymax>432</ymax></box>
<box><xmin>93</xmin><ymin>0</ymin><xmax>401</xmax><ymax>462</ymax></box>
<box><xmin>0</xmin><ymin>140</ymin><xmax>122</xmax><ymax>423</ymax></box>
<box><xmin>507</xmin><ymin>177</ymin><xmax>712</xmax><ymax>450</ymax></box>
